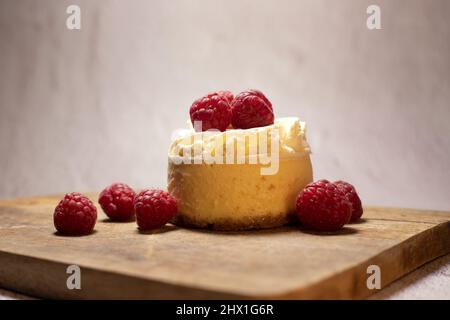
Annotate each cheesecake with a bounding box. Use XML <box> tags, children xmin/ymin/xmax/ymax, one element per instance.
<box><xmin>167</xmin><ymin>117</ymin><xmax>313</xmax><ymax>231</ymax></box>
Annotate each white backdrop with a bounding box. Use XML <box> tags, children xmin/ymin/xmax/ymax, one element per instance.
<box><xmin>1</xmin><ymin>0</ymin><xmax>449</xmax><ymax>211</ymax></box>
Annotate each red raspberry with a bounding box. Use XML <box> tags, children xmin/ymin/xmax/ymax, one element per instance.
<box><xmin>296</xmin><ymin>179</ymin><xmax>351</xmax><ymax>231</ymax></box>
<box><xmin>231</xmin><ymin>89</ymin><xmax>274</xmax><ymax>129</ymax></box>
<box><xmin>98</xmin><ymin>183</ymin><xmax>136</xmax><ymax>221</ymax></box>
<box><xmin>217</xmin><ymin>90</ymin><xmax>234</xmax><ymax>104</ymax></box>
<box><xmin>189</xmin><ymin>92</ymin><xmax>232</xmax><ymax>132</ymax></box>
<box><xmin>334</xmin><ymin>180</ymin><xmax>363</xmax><ymax>221</ymax></box>
<box><xmin>134</xmin><ymin>189</ymin><xmax>178</xmax><ymax>230</ymax></box>
<box><xmin>54</xmin><ymin>192</ymin><xmax>97</xmax><ymax>236</ymax></box>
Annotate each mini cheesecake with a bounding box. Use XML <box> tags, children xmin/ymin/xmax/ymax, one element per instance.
<box><xmin>167</xmin><ymin>117</ymin><xmax>313</xmax><ymax>231</ymax></box>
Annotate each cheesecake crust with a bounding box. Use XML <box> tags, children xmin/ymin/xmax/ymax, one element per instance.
<box><xmin>171</xmin><ymin>211</ymin><xmax>298</xmax><ymax>231</ymax></box>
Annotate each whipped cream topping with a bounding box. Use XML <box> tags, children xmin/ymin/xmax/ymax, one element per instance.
<box><xmin>168</xmin><ymin>117</ymin><xmax>311</xmax><ymax>163</ymax></box>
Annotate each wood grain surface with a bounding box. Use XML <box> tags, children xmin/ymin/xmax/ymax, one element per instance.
<box><xmin>0</xmin><ymin>194</ymin><xmax>448</xmax><ymax>299</ymax></box>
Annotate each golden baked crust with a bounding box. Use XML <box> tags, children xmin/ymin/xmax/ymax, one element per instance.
<box><xmin>171</xmin><ymin>211</ymin><xmax>298</xmax><ymax>231</ymax></box>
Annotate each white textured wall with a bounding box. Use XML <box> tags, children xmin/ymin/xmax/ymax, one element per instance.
<box><xmin>1</xmin><ymin>0</ymin><xmax>450</xmax><ymax>211</ymax></box>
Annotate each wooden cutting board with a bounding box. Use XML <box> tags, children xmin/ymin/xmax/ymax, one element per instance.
<box><xmin>0</xmin><ymin>194</ymin><xmax>448</xmax><ymax>299</ymax></box>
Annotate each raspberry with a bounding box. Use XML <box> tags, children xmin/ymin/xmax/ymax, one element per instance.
<box><xmin>54</xmin><ymin>192</ymin><xmax>97</xmax><ymax>235</ymax></box>
<box><xmin>217</xmin><ymin>90</ymin><xmax>234</xmax><ymax>104</ymax></box>
<box><xmin>134</xmin><ymin>189</ymin><xmax>178</xmax><ymax>230</ymax></box>
<box><xmin>231</xmin><ymin>89</ymin><xmax>274</xmax><ymax>129</ymax></box>
<box><xmin>295</xmin><ymin>179</ymin><xmax>351</xmax><ymax>231</ymax></box>
<box><xmin>190</xmin><ymin>92</ymin><xmax>232</xmax><ymax>132</ymax></box>
<box><xmin>98</xmin><ymin>183</ymin><xmax>136</xmax><ymax>221</ymax></box>
<box><xmin>334</xmin><ymin>180</ymin><xmax>363</xmax><ymax>221</ymax></box>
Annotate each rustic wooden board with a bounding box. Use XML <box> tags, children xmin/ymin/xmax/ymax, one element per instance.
<box><xmin>0</xmin><ymin>194</ymin><xmax>448</xmax><ymax>299</ymax></box>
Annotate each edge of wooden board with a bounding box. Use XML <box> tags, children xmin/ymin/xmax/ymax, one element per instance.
<box><xmin>0</xmin><ymin>250</ymin><xmax>245</xmax><ymax>300</ymax></box>
<box><xmin>264</xmin><ymin>220</ymin><xmax>450</xmax><ymax>299</ymax></box>
<box><xmin>0</xmin><ymin>220</ymin><xmax>448</xmax><ymax>299</ymax></box>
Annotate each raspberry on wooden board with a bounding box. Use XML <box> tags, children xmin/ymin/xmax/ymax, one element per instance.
<box><xmin>54</xmin><ymin>192</ymin><xmax>97</xmax><ymax>236</ymax></box>
<box><xmin>296</xmin><ymin>179</ymin><xmax>352</xmax><ymax>231</ymax></box>
<box><xmin>134</xmin><ymin>189</ymin><xmax>178</xmax><ymax>231</ymax></box>
<box><xmin>334</xmin><ymin>180</ymin><xmax>363</xmax><ymax>221</ymax></box>
<box><xmin>98</xmin><ymin>183</ymin><xmax>136</xmax><ymax>221</ymax></box>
